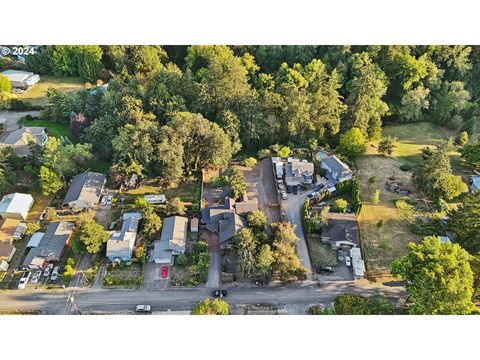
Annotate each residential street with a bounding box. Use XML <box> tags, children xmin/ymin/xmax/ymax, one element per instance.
<box><xmin>282</xmin><ymin>191</ymin><xmax>313</xmax><ymax>277</ymax></box>
<box><xmin>0</xmin><ymin>280</ymin><xmax>406</xmax><ymax>315</ymax></box>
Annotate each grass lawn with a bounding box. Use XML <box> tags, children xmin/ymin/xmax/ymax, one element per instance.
<box><xmin>306</xmin><ymin>235</ymin><xmax>338</xmax><ymax>270</ymax></box>
<box><xmin>18</xmin><ymin>118</ymin><xmax>77</xmax><ymax>143</ymax></box>
<box><xmin>16</xmin><ymin>76</ymin><xmax>83</xmax><ymax>107</ymax></box>
<box><xmin>87</xmin><ymin>157</ymin><xmax>111</xmax><ymax>174</ymax></box>
<box><xmin>103</xmin><ymin>262</ymin><xmax>143</xmax><ymax>288</ymax></box>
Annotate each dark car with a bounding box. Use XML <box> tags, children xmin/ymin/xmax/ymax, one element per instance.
<box><xmin>313</xmin><ymin>183</ymin><xmax>325</xmax><ymax>192</ymax></box>
<box><xmin>292</xmin><ymin>185</ymin><xmax>299</xmax><ymax>194</ymax></box>
<box><xmin>319</xmin><ymin>266</ymin><xmax>335</xmax><ymax>274</ymax></box>
<box><xmin>286</xmin><ymin>185</ymin><xmax>292</xmax><ymax>193</ymax></box>
<box><xmin>212</xmin><ymin>289</ymin><xmax>228</xmax><ymax>298</ymax></box>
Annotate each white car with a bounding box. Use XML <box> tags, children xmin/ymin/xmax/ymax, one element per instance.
<box><xmin>43</xmin><ymin>263</ymin><xmax>54</xmax><ymax>277</ymax></box>
<box><xmin>307</xmin><ymin>191</ymin><xmax>319</xmax><ymax>200</ymax></box>
<box><xmin>106</xmin><ymin>195</ymin><xmax>113</xmax><ymax>205</ymax></box>
<box><xmin>281</xmin><ymin>191</ymin><xmax>287</xmax><ymax>200</ymax></box>
<box><xmin>345</xmin><ymin>256</ymin><xmax>351</xmax><ymax>267</ymax></box>
<box><xmin>100</xmin><ymin>196</ymin><xmax>107</xmax><ymax>206</ymax></box>
<box><xmin>18</xmin><ymin>272</ymin><xmax>31</xmax><ymax>289</ymax></box>
<box><xmin>31</xmin><ymin>270</ymin><xmax>42</xmax><ymax>283</ymax></box>
<box><xmin>136</xmin><ymin>305</ymin><xmax>152</xmax><ymax>313</ymax></box>
<box><xmin>50</xmin><ymin>266</ymin><xmax>59</xmax><ymax>281</ymax></box>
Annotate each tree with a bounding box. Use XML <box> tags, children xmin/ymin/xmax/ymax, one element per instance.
<box><xmin>72</xmin><ymin>219</ymin><xmax>110</xmax><ymax>254</ymax></box>
<box><xmin>391</xmin><ymin>236</ymin><xmax>475</xmax><ymax>315</ymax></box>
<box><xmin>38</xmin><ymin>166</ymin><xmax>63</xmax><ymax>195</ymax></box>
<box><xmin>446</xmin><ymin>192</ymin><xmax>480</xmax><ymax>254</ymax></box>
<box><xmin>377</xmin><ymin>136</ymin><xmax>397</xmax><ymax>155</ymax></box>
<box><xmin>217</xmin><ymin>110</ymin><xmax>242</xmax><ymax>155</ymax></box>
<box><xmin>75</xmin><ymin>45</ymin><xmax>103</xmax><ymax>82</ymax></box>
<box><xmin>0</xmin><ymin>74</ymin><xmax>12</xmax><ymax>93</ymax></box>
<box><xmin>24</xmin><ymin>222</ymin><xmax>40</xmax><ymax>236</ymax></box>
<box><xmin>333</xmin><ymin>199</ymin><xmax>348</xmax><ymax>213</ymax></box>
<box><xmin>135</xmin><ymin>246</ymin><xmax>146</xmax><ymax>264</ymax></box>
<box><xmin>413</xmin><ymin>142</ymin><xmax>468</xmax><ymax>200</ymax></box>
<box><xmin>142</xmin><ymin>207</ymin><xmax>162</xmax><ymax>240</ymax></box>
<box><xmin>243</xmin><ymin>157</ymin><xmax>257</xmax><ymax>167</ymax></box>
<box><xmin>334</xmin><ymin>293</ymin><xmax>394</xmax><ymax>314</ymax></box>
<box><xmin>235</xmin><ymin>228</ymin><xmax>258</xmax><ymax>280</ymax></box>
<box><xmin>345</xmin><ymin>52</ymin><xmax>389</xmax><ymax>139</ymax></box>
<box><xmin>246</xmin><ymin>210</ymin><xmax>267</xmax><ymax>232</ymax></box>
<box><xmin>430</xmin><ymin>81</ymin><xmax>471</xmax><ymax>129</ymax></box>
<box><xmin>0</xmin><ymin>164</ymin><xmax>17</xmax><ymax>196</ymax></box>
<box><xmin>455</xmin><ymin>131</ymin><xmax>469</xmax><ymax>146</ymax></box>
<box><xmin>69</xmin><ymin>112</ymin><xmax>91</xmax><ymax>138</ymax></box>
<box><xmin>277</xmin><ymin>146</ymin><xmax>291</xmax><ymax>158</ymax></box>
<box><xmin>256</xmin><ymin>244</ymin><xmax>275</xmax><ymax>278</ymax></box>
<box><xmin>337</xmin><ymin>128</ymin><xmax>367</xmax><ymax>158</ymax></box>
<box><xmin>191</xmin><ymin>298</ymin><xmax>229</xmax><ymax>315</ymax></box>
<box><xmin>399</xmin><ymin>85</ymin><xmax>430</xmax><ymax>122</ymax></box>
<box><xmin>166</xmin><ymin>197</ymin><xmax>186</xmax><ymax>216</ymax></box>
<box><xmin>372</xmin><ymin>189</ymin><xmax>381</xmax><ymax>205</ymax></box>
<box><xmin>129</xmin><ymin>46</ymin><xmax>165</xmax><ymax>75</ymax></box>
<box><xmin>228</xmin><ymin>167</ymin><xmax>247</xmax><ymax>199</ymax></box>
<box><xmin>461</xmin><ymin>135</ymin><xmax>480</xmax><ymax>168</ymax></box>
<box><xmin>134</xmin><ymin>197</ymin><xmax>148</xmax><ymax>209</ymax></box>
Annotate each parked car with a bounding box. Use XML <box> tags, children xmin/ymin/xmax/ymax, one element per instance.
<box><xmin>135</xmin><ymin>305</ymin><xmax>152</xmax><ymax>313</ymax></box>
<box><xmin>307</xmin><ymin>191</ymin><xmax>319</xmax><ymax>200</ymax></box>
<box><xmin>50</xmin><ymin>266</ymin><xmax>59</xmax><ymax>281</ymax></box>
<box><xmin>281</xmin><ymin>191</ymin><xmax>287</xmax><ymax>200</ymax></box>
<box><xmin>18</xmin><ymin>272</ymin><xmax>31</xmax><ymax>289</ymax></box>
<box><xmin>337</xmin><ymin>249</ymin><xmax>345</xmax><ymax>262</ymax></box>
<box><xmin>100</xmin><ymin>196</ymin><xmax>107</xmax><ymax>206</ymax></box>
<box><xmin>31</xmin><ymin>270</ymin><xmax>42</xmax><ymax>283</ymax></box>
<box><xmin>161</xmin><ymin>266</ymin><xmax>169</xmax><ymax>278</ymax></box>
<box><xmin>278</xmin><ymin>183</ymin><xmax>285</xmax><ymax>190</ymax></box>
<box><xmin>313</xmin><ymin>183</ymin><xmax>325</xmax><ymax>192</ymax></box>
<box><xmin>212</xmin><ymin>289</ymin><xmax>228</xmax><ymax>298</ymax></box>
<box><xmin>106</xmin><ymin>195</ymin><xmax>113</xmax><ymax>205</ymax></box>
<box><xmin>319</xmin><ymin>266</ymin><xmax>335</xmax><ymax>274</ymax></box>
<box><xmin>43</xmin><ymin>263</ymin><xmax>54</xmax><ymax>277</ymax></box>
<box><xmin>286</xmin><ymin>185</ymin><xmax>292</xmax><ymax>193</ymax></box>
<box><xmin>292</xmin><ymin>185</ymin><xmax>299</xmax><ymax>194</ymax></box>
<box><xmin>345</xmin><ymin>256</ymin><xmax>352</xmax><ymax>267</ymax></box>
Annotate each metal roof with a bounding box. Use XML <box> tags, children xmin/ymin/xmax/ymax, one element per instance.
<box><xmin>0</xmin><ymin>193</ymin><xmax>34</xmax><ymax>219</ymax></box>
<box><xmin>63</xmin><ymin>172</ymin><xmax>106</xmax><ymax>208</ymax></box>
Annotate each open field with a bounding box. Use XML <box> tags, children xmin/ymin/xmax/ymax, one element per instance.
<box><xmin>16</xmin><ymin>76</ymin><xmax>83</xmax><ymax>107</ymax></box>
<box><xmin>356</xmin><ymin>122</ymin><xmax>466</xmax><ymax>276</ymax></box>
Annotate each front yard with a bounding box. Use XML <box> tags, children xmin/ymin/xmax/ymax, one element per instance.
<box><xmin>103</xmin><ymin>262</ymin><xmax>143</xmax><ymax>288</ymax></box>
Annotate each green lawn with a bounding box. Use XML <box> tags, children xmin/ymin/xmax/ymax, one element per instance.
<box><xmin>16</xmin><ymin>76</ymin><xmax>83</xmax><ymax>107</ymax></box>
<box><xmin>18</xmin><ymin>118</ymin><xmax>77</xmax><ymax>143</ymax></box>
<box><xmin>87</xmin><ymin>157</ymin><xmax>111</xmax><ymax>174</ymax></box>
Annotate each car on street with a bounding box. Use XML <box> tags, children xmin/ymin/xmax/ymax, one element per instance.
<box><xmin>212</xmin><ymin>289</ymin><xmax>228</xmax><ymax>298</ymax></box>
<box><xmin>319</xmin><ymin>266</ymin><xmax>335</xmax><ymax>274</ymax></box>
<box><xmin>31</xmin><ymin>270</ymin><xmax>42</xmax><ymax>283</ymax></box>
<box><xmin>281</xmin><ymin>191</ymin><xmax>287</xmax><ymax>200</ymax></box>
<box><xmin>18</xmin><ymin>272</ymin><xmax>31</xmax><ymax>289</ymax></box>
<box><xmin>161</xmin><ymin>266</ymin><xmax>169</xmax><ymax>278</ymax></box>
<box><xmin>43</xmin><ymin>263</ymin><xmax>54</xmax><ymax>277</ymax></box>
<box><xmin>50</xmin><ymin>266</ymin><xmax>59</xmax><ymax>281</ymax></box>
<box><xmin>307</xmin><ymin>191</ymin><xmax>319</xmax><ymax>200</ymax></box>
<box><xmin>313</xmin><ymin>183</ymin><xmax>325</xmax><ymax>192</ymax></box>
<box><xmin>292</xmin><ymin>185</ymin><xmax>299</xmax><ymax>194</ymax></box>
<box><xmin>286</xmin><ymin>185</ymin><xmax>292</xmax><ymax>193</ymax></box>
<box><xmin>345</xmin><ymin>256</ymin><xmax>351</xmax><ymax>267</ymax></box>
<box><xmin>135</xmin><ymin>305</ymin><xmax>152</xmax><ymax>313</ymax></box>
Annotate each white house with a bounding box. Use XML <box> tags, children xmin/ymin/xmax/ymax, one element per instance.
<box><xmin>106</xmin><ymin>212</ymin><xmax>142</xmax><ymax>262</ymax></box>
<box><xmin>1</xmin><ymin>70</ymin><xmax>40</xmax><ymax>89</ymax></box>
<box><xmin>0</xmin><ymin>193</ymin><xmax>34</xmax><ymax>220</ymax></box>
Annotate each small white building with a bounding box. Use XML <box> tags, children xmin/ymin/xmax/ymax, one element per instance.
<box><xmin>350</xmin><ymin>247</ymin><xmax>365</xmax><ymax>279</ymax></box>
<box><xmin>0</xmin><ymin>193</ymin><xmax>34</xmax><ymax>220</ymax></box>
<box><xmin>1</xmin><ymin>70</ymin><xmax>40</xmax><ymax>89</ymax></box>
<box><xmin>144</xmin><ymin>194</ymin><xmax>166</xmax><ymax>204</ymax></box>
<box><xmin>190</xmin><ymin>218</ymin><xmax>199</xmax><ymax>233</ymax></box>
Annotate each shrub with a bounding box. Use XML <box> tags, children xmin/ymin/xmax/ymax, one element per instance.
<box><xmin>9</xmin><ymin>99</ymin><xmax>32</xmax><ymax>111</ymax></box>
<box><xmin>333</xmin><ymin>199</ymin><xmax>348</xmax><ymax>213</ymax></box>
<box><xmin>175</xmin><ymin>253</ymin><xmax>188</xmax><ymax>267</ymax></box>
<box><xmin>455</xmin><ymin>131</ymin><xmax>469</xmax><ymax>146</ymax></box>
<box><xmin>257</xmin><ymin>148</ymin><xmax>271</xmax><ymax>159</ymax></box>
<box><xmin>0</xmin><ymin>73</ymin><xmax>12</xmax><ymax>93</ymax></box>
<box><xmin>24</xmin><ymin>222</ymin><xmax>40</xmax><ymax>236</ymax></box>
<box><xmin>372</xmin><ymin>189</ymin><xmax>381</xmax><ymax>204</ymax></box>
<box><xmin>67</xmin><ymin>257</ymin><xmax>76</xmax><ymax>267</ymax></box>
<box><xmin>368</xmin><ymin>176</ymin><xmax>376</xmax><ymax>184</ymax></box>
<box><xmin>134</xmin><ymin>197</ymin><xmax>148</xmax><ymax>209</ymax></box>
<box><xmin>376</xmin><ymin>220</ymin><xmax>384</xmax><ymax>228</ymax></box>
<box><xmin>209</xmin><ymin>175</ymin><xmax>229</xmax><ymax>188</ymax></box>
<box><xmin>243</xmin><ymin>157</ymin><xmax>257</xmax><ymax>167</ymax></box>
<box><xmin>277</xmin><ymin>146</ymin><xmax>291</xmax><ymax>158</ymax></box>
<box><xmin>196</xmin><ymin>241</ymin><xmax>208</xmax><ymax>253</ymax></box>
<box><xmin>399</xmin><ymin>164</ymin><xmax>412</xmax><ymax>171</ymax></box>
<box><xmin>307</xmin><ymin>305</ymin><xmax>336</xmax><ymax>315</ymax></box>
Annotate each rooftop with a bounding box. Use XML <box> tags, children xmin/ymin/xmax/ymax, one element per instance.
<box><xmin>63</xmin><ymin>171</ymin><xmax>106</xmax><ymax>207</ymax></box>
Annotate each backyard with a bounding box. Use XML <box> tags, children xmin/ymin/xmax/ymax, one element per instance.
<box><xmin>356</xmin><ymin>121</ymin><xmax>474</xmax><ymax>277</ymax></box>
<box><xmin>16</xmin><ymin>76</ymin><xmax>83</xmax><ymax>107</ymax></box>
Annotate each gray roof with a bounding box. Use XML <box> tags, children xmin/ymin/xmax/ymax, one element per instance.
<box><xmin>159</xmin><ymin>216</ymin><xmax>188</xmax><ymax>253</ymax></box>
<box><xmin>321</xmin><ymin>212</ymin><xmax>359</xmax><ymax>245</ymax></box>
<box><xmin>0</xmin><ymin>193</ymin><xmax>34</xmax><ymax>219</ymax></box>
<box><xmin>63</xmin><ymin>172</ymin><xmax>106</xmax><ymax>208</ymax></box>
<box><xmin>321</xmin><ymin>156</ymin><xmax>352</xmax><ymax>178</ymax></box>
<box><xmin>106</xmin><ymin>212</ymin><xmax>141</xmax><ymax>260</ymax></box>
<box><xmin>23</xmin><ymin>222</ymin><xmax>73</xmax><ymax>266</ymax></box>
<box><xmin>0</xmin><ymin>127</ymin><xmax>46</xmax><ymax>156</ymax></box>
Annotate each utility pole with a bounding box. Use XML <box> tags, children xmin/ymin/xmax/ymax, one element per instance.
<box><xmin>68</xmin><ymin>293</ymin><xmax>82</xmax><ymax>315</ymax></box>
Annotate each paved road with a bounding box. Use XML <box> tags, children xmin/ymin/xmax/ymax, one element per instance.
<box><xmin>282</xmin><ymin>191</ymin><xmax>313</xmax><ymax>277</ymax></box>
<box><xmin>0</xmin><ymin>280</ymin><xmax>406</xmax><ymax>315</ymax></box>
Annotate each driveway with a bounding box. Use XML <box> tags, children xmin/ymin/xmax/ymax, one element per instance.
<box><xmin>143</xmin><ymin>263</ymin><xmax>169</xmax><ymax>289</ymax></box>
<box><xmin>281</xmin><ymin>190</ymin><xmax>313</xmax><ymax>278</ymax></box>
<box><xmin>0</xmin><ymin>110</ymin><xmax>40</xmax><ymax>138</ymax></box>
<box><xmin>243</xmin><ymin>159</ymin><xmax>281</xmax><ymax>223</ymax></box>
<box><xmin>203</xmin><ymin>230</ymin><xmax>220</xmax><ymax>288</ymax></box>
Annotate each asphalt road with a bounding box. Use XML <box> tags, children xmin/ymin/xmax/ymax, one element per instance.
<box><xmin>0</xmin><ymin>280</ymin><xmax>406</xmax><ymax>315</ymax></box>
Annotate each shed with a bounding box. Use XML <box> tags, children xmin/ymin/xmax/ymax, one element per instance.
<box><xmin>144</xmin><ymin>194</ymin><xmax>166</xmax><ymax>204</ymax></box>
<box><xmin>190</xmin><ymin>218</ymin><xmax>199</xmax><ymax>233</ymax></box>
<box><xmin>27</xmin><ymin>232</ymin><xmax>45</xmax><ymax>248</ymax></box>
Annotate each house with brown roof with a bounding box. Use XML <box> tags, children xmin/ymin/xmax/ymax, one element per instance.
<box><xmin>0</xmin><ymin>218</ymin><xmax>21</xmax><ymax>266</ymax></box>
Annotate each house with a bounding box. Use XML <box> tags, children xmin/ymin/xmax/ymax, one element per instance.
<box><xmin>321</xmin><ymin>212</ymin><xmax>359</xmax><ymax>247</ymax></box>
<box><xmin>201</xmin><ymin>197</ymin><xmax>245</xmax><ymax>245</ymax></box>
<box><xmin>234</xmin><ymin>193</ymin><xmax>259</xmax><ymax>215</ymax></box>
<box><xmin>63</xmin><ymin>171</ymin><xmax>106</xmax><ymax>211</ymax></box>
<box><xmin>470</xmin><ymin>176</ymin><xmax>480</xmax><ymax>192</ymax></box>
<box><xmin>285</xmin><ymin>158</ymin><xmax>314</xmax><ymax>186</ymax></box>
<box><xmin>22</xmin><ymin>221</ymin><xmax>74</xmax><ymax>269</ymax></box>
<box><xmin>0</xmin><ymin>193</ymin><xmax>34</xmax><ymax>220</ymax></box>
<box><xmin>106</xmin><ymin>212</ymin><xmax>142</xmax><ymax>262</ymax></box>
<box><xmin>320</xmin><ymin>155</ymin><xmax>353</xmax><ymax>184</ymax></box>
<box><xmin>0</xmin><ymin>219</ymin><xmax>22</xmax><ymax>265</ymax></box>
<box><xmin>0</xmin><ymin>126</ymin><xmax>47</xmax><ymax>157</ymax></box>
<box><xmin>144</xmin><ymin>194</ymin><xmax>166</xmax><ymax>204</ymax></box>
<box><xmin>152</xmin><ymin>216</ymin><xmax>188</xmax><ymax>265</ymax></box>
<box><xmin>1</xmin><ymin>70</ymin><xmax>40</xmax><ymax>89</ymax></box>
